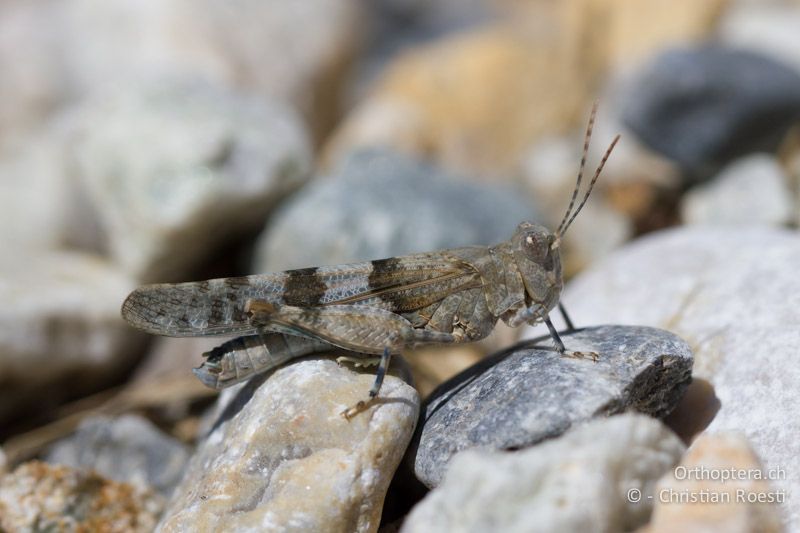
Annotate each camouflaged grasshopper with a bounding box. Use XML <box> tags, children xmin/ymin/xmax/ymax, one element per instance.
<box><xmin>122</xmin><ymin>106</ymin><xmax>619</xmax><ymax>418</ymax></box>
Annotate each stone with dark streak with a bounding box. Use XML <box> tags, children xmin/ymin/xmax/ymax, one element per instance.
<box><xmin>411</xmin><ymin>325</ymin><xmax>693</xmax><ymax>488</ymax></box>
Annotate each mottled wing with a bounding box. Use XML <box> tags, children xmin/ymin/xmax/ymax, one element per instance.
<box><xmin>121</xmin><ymin>250</ymin><xmax>485</xmax><ymax>337</ymax></box>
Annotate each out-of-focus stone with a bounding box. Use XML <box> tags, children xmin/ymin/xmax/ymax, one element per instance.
<box><xmin>159</xmin><ymin>356</ymin><xmax>418</xmax><ymax>532</ymax></box>
<box><xmin>70</xmin><ymin>78</ymin><xmax>311</xmax><ymax>282</ymax></box>
<box><xmin>620</xmin><ymin>44</ymin><xmax>800</xmax><ymax>180</ymax></box>
<box><xmin>403</xmin><ymin>413</ymin><xmax>685</xmax><ymax>533</ymax></box>
<box><xmin>324</xmin><ymin>23</ymin><xmax>592</xmax><ymax>179</ymax></box>
<box><xmin>719</xmin><ymin>2</ymin><xmax>800</xmax><ymax>74</ymax></box>
<box><xmin>642</xmin><ymin>433</ymin><xmax>785</xmax><ymax>533</ymax></box>
<box><xmin>561</xmin><ymin>0</ymin><xmax>727</xmax><ymax>73</ymax></box>
<box><xmin>402</xmin><ymin>345</ymin><xmax>484</xmax><ymax>398</ymax></box>
<box><xmin>254</xmin><ymin>149</ymin><xmax>537</xmax><ymax>272</ymax></box>
<box><xmin>355</xmin><ymin>0</ymin><xmax>498</xmax><ymax>98</ymax></box>
<box><xmin>0</xmin><ymin>461</ymin><xmax>164</xmax><ymax>533</ymax></box>
<box><xmin>413</xmin><ymin>325</ymin><xmax>692</xmax><ymax>488</ymax></box>
<box><xmin>0</xmin><ymin>251</ymin><xmax>141</xmax><ymax>424</ymax></box>
<box><xmin>0</xmin><ymin>1</ymin><xmax>65</xmax><ymax>148</ymax></box>
<box><xmin>0</xmin><ymin>125</ymin><xmax>105</xmax><ymax>254</ymax></box>
<box><xmin>521</xmin><ymin>132</ymin><xmax>636</xmax><ymax>274</ymax></box>
<box><xmin>328</xmin><ymin>0</ymin><xmax>726</xmax><ymax>180</ymax></box>
<box><xmin>537</xmin><ymin>226</ymin><xmax>800</xmax><ymax>529</ymax></box>
<box><xmin>0</xmin><ymin>0</ymin><xmax>361</xmax><ymax>147</ymax></box>
<box><xmin>46</xmin><ymin>414</ymin><xmax>191</xmax><ymax>498</ymax></box>
<box><xmin>681</xmin><ymin>154</ymin><xmax>793</xmax><ymax>226</ymax></box>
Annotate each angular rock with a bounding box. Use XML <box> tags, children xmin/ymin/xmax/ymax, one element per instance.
<box><xmin>0</xmin><ymin>461</ymin><xmax>163</xmax><ymax>532</ymax></box>
<box><xmin>0</xmin><ymin>250</ymin><xmax>141</xmax><ymax>424</ymax></box>
<box><xmin>159</xmin><ymin>356</ymin><xmax>419</xmax><ymax>532</ymax></box>
<box><xmin>621</xmin><ymin>44</ymin><xmax>800</xmax><ymax>180</ymax></box>
<box><xmin>543</xmin><ymin>226</ymin><xmax>800</xmax><ymax>529</ymax></box>
<box><xmin>681</xmin><ymin>154</ymin><xmax>793</xmax><ymax>226</ymax></box>
<box><xmin>254</xmin><ymin>149</ymin><xmax>537</xmax><ymax>272</ymax></box>
<box><xmin>70</xmin><ymin>77</ymin><xmax>311</xmax><ymax>282</ymax></box>
<box><xmin>403</xmin><ymin>413</ymin><xmax>685</xmax><ymax>533</ymax></box>
<box><xmin>46</xmin><ymin>414</ymin><xmax>190</xmax><ymax>498</ymax></box>
<box><xmin>643</xmin><ymin>433</ymin><xmax>785</xmax><ymax>533</ymax></box>
<box><xmin>412</xmin><ymin>325</ymin><xmax>692</xmax><ymax>488</ymax></box>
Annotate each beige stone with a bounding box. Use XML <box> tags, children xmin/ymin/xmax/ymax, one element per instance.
<box><xmin>642</xmin><ymin>433</ymin><xmax>785</xmax><ymax>533</ymax></box>
<box><xmin>562</xmin><ymin>0</ymin><xmax>728</xmax><ymax>72</ymax></box>
<box><xmin>325</xmin><ymin>0</ymin><xmax>726</xmax><ymax>181</ymax></box>
<box><xmin>0</xmin><ymin>250</ymin><xmax>141</xmax><ymax>423</ymax></box>
<box><xmin>159</xmin><ymin>357</ymin><xmax>419</xmax><ymax>533</ymax></box>
<box><xmin>325</xmin><ymin>21</ymin><xmax>591</xmax><ymax>180</ymax></box>
<box><xmin>0</xmin><ymin>461</ymin><xmax>164</xmax><ymax>532</ymax></box>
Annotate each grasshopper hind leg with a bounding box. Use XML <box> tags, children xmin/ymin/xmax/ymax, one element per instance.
<box><xmin>342</xmin><ymin>347</ymin><xmax>393</xmax><ymax>420</ymax></box>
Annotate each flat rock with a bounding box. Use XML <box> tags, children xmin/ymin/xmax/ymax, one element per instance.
<box><xmin>70</xmin><ymin>77</ymin><xmax>311</xmax><ymax>282</ymax></box>
<box><xmin>0</xmin><ymin>461</ymin><xmax>163</xmax><ymax>532</ymax></box>
<box><xmin>644</xmin><ymin>433</ymin><xmax>785</xmax><ymax>533</ymax></box>
<box><xmin>681</xmin><ymin>154</ymin><xmax>793</xmax><ymax>226</ymax></box>
<box><xmin>0</xmin><ymin>250</ymin><xmax>141</xmax><ymax>424</ymax></box>
<box><xmin>403</xmin><ymin>413</ymin><xmax>685</xmax><ymax>533</ymax></box>
<box><xmin>46</xmin><ymin>414</ymin><xmax>191</xmax><ymax>498</ymax></box>
<box><xmin>254</xmin><ymin>148</ymin><xmax>537</xmax><ymax>272</ymax></box>
<box><xmin>159</xmin><ymin>356</ymin><xmax>419</xmax><ymax>532</ymax></box>
<box><xmin>620</xmin><ymin>44</ymin><xmax>800</xmax><ymax>180</ymax></box>
<box><xmin>412</xmin><ymin>325</ymin><xmax>692</xmax><ymax>488</ymax></box>
<box><xmin>539</xmin><ymin>226</ymin><xmax>800</xmax><ymax>530</ymax></box>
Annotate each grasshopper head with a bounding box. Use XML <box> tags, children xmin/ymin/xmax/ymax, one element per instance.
<box><xmin>511</xmin><ymin>221</ymin><xmax>563</xmax><ymax>314</ymax></box>
<box><xmin>507</xmin><ymin>104</ymin><xmax>620</xmax><ymax>325</ymax></box>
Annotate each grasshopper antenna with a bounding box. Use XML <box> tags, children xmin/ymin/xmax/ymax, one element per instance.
<box><xmin>556</xmin><ymin>102</ymin><xmax>598</xmax><ymax>238</ymax></box>
<box><xmin>560</xmin><ymin>133</ymin><xmax>620</xmax><ymax>236</ymax></box>
<box><xmin>554</xmin><ymin>102</ymin><xmax>621</xmax><ymax>241</ymax></box>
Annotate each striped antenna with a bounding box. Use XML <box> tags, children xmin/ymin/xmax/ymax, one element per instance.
<box><xmin>555</xmin><ymin>102</ymin><xmax>620</xmax><ymax>238</ymax></box>
<box><xmin>560</xmin><ymin>133</ymin><xmax>621</xmax><ymax>236</ymax></box>
<box><xmin>556</xmin><ymin>102</ymin><xmax>598</xmax><ymax>237</ymax></box>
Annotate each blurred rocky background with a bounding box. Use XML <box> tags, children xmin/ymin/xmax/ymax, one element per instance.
<box><xmin>0</xmin><ymin>0</ymin><xmax>798</xmax><ymax>531</ymax></box>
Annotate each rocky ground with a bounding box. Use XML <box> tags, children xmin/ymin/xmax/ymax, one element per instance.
<box><xmin>0</xmin><ymin>0</ymin><xmax>798</xmax><ymax>531</ymax></box>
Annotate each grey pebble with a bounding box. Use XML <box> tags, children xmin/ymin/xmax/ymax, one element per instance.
<box><xmin>620</xmin><ymin>44</ymin><xmax>800</xmax><ymax>180</ymax></box>
<box><xmin>46</xmin><ymin>414</ymin><xmax>190</xmax><ymax>498</ymax></box>
<box><xmin>412</xmin><ymin>325</ymin><xmax>693</xmax><ymax>488</ymax></box>
<box><xmin>254</xmin><ymin>148</ymin><xmax>538</xmax><ymax>271</ymax></box>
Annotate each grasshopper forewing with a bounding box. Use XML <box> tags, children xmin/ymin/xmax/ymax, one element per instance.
<box><xmin>122</xmin><ymin>105</ymin><xmax>620</xmax><ymax>418</ymax></box>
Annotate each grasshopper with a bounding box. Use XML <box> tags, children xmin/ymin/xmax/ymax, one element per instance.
<box><xmin>122</xmin><ymin>106</ymin><xmax>619</xmax><ymax>418</ymax></box>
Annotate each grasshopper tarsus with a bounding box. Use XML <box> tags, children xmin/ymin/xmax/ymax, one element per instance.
<box><xmin>342</xmin><ymin>400</ymin><xmax>369</xmax><ymax>420</ymax></box>
<box><xmin>561</xmin><ymin>350</ymin><xmax>600</xmax><ymax>362</ymax></box>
